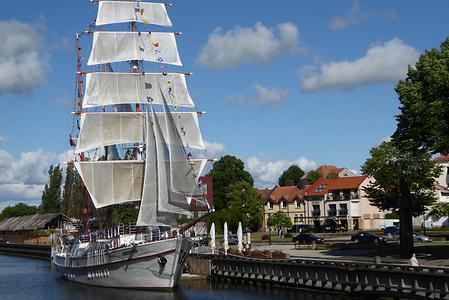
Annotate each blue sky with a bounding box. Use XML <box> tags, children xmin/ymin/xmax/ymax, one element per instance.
<box><xmin>0</xmin><ymin>0</ymin><xmax>448</xmax><ymax>209</ymax></box>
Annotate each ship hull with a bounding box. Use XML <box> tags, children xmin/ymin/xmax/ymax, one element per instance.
<box><xmin>53</xmin><ymin>237</ymin><xmax>191</xmax><ymax>289</ymax></box>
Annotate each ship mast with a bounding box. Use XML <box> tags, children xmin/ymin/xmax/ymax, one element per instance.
<box><xmin>75</xmin><ymin>33</ymin><xmax>90</xmax><ymax>233</ymax></box>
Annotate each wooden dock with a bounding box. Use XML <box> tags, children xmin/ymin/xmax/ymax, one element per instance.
<box><xmin>0</xmin><ymin>243</ymin><xmax>50</xmax><ymax>260</ymax></box>
<box><xmin>189</xmin><ymin>254</ymin><xmax>449</xmax><ymax>299</ymax></box>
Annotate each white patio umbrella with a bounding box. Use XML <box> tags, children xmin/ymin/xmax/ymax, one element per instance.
<box><xmin>210</xmin><ymin>223</ymin><xmax>216</xmax><ymax>253</ymax></box>
<box><xmin>223</xmin><ymin>222</ymin><xmax>229</xmax><ymax>255</ymax></box>
<box><xmin>237</xmin><ymin>222</ymin><xmax>243</xmax><ymax>253</ymax></box>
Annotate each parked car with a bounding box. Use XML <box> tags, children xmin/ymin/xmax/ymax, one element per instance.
<box><xmin>221</xmin><ymin>235</ymin><xmax>239</xmax><ymax>245</ymax></box>
<box><xmin>393</xmin><ymin>232</ymin><xmax>432</xmax><ymax>242</ymax></box>
<box><xmin>414</xmin><ymin>233</ymin><xmax>432</xmax><ymax>242</ymax></box>
<box><xmin>383</xmin><ymin>226</ymin><xmax>399</xmax><ymax>235</ymax></box>
<box><xmin>351</xmin><ymin>232</ymin><xmax>386</xmax><ymax>244</ymax></box>
<box><xmin>292</xmin><ymin>233</ymin><xmax>324</xmax><ymax>244</ymax></box>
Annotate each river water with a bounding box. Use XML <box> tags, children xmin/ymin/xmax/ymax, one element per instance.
<box><xmin>0</xmin><ymin>255</ymin><xmax>359</xmax><ymax>300</ymax></box>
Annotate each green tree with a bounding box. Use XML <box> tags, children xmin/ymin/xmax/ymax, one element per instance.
<box><xmin>61</xmin><ymin>164</ymin><xmax>83</xmax><ymax>218</ymax></box>
<box><xmin>0</xmin><ymin>202</ymin><xmax>38</xmax><ymax>221</ymax></box>
<box><xmin>393</xmin><ymin>37</ymin><xmax>449</xmax><ymax>155</ymax></box>
<box><xmin>430</xmin><ymin>202</ymin><xmax>449</xmax><ymax>218</ymax></box>
<box><xmin>41</xmin><ymin>164</ymin><xmax>63</xmax><ymax>213</ymax></box>
<box><xmin>326</xmin><ymin>172</ymin><xmax>336</xmax><ymax>179</ymax></box>
<box><xmin>361</xmin><ymin>141</ymin><xmax>440</xmax><ymax>256</ymax></box>
<box><xmin>278</xmin><ymin>165</ymin><xmax>304</xmax><ymax>186</ymax></box>
<box><xmin>206</xmin><ymin>155</ymin><xmax>253</xmax><ymax>210</ymax></box>
<box><xmin>112</xmin><ymin>204</ymin><xmax>138</xmax><ymax>225</ymax></box>
<box><xmin>306</xmin><ymin>170</ymin><xmax>321</xmax><ymax>184</ymax></box>
<box><xmin>226</xmin><ymin>181</ymin><xmax>264</xmax><ymax>232</ymax></box>
<box><xmin>267</xmin><ymin>211</ymin><xmax>292</xmax><ymax>232</ymax></box>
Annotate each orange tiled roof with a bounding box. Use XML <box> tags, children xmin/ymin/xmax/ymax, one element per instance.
<box><xmin>433</xmin><ymin>154</ymin><xmax>449</xmax><ymax>163</ymax></box>
<box><xmin>257</xmin><ymin>188</ymin><xmax>274</xmax><ymax>201</ymax></box>
<box><xmin>268</xmin><ymin>186</ymin><xmax>304</xmax><ymax>203</ymax></box>
<box><xmin>304</xmin><ymin>176</ymin><xmax>367</xmax><ymax>197</ymax></box>
<box><xmin>315</xmin><ymin>165</ymin><xmax>339</xmax><ymax>178</ymax></box>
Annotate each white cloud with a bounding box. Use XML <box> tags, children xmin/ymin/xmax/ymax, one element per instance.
<box><xmin>329</xmin><ymin>1</ymin><xmax>364</xmax><ymax>31</ymax></box>
<box><xmin>0</xmin><ymin>19</ymin><xmax>49</xmax><ymax>95</ymax></box>
<box><xmin>299</xmin><ymin>38</ymin><xmax>419</xmax><ymax>92</ymax></box>
<box><xmin>194</xmin><ymin>141</ymin><xmax>226</xmax><ymax>161</ymax></box>
<box><xmin>329</xmin><ymin>1</ymin><xmax>399</xmax><ymax>31</ymax></box>
<box><xmin>0</xmin><ymin>148</ymin><xmax>73</xmax><ymax>209</ymax></box>
<box><xmin>0</xmin><ymin>135</ymin><xmax>7</xmax><ymax>142</ymax></box>
<box><xmin>227</xmin><ymin>84</ymin><xmax>288</xmax><ymax>106</ymax></box>
<box><xmin>245</xmin><ymin>156</ymin><xmax>317</xmax><ymax>188</ymax></box>
<box><xmin>196</xmin><ymin>22</ymin><xmax>302</xmax><ymax>69</ymax></box>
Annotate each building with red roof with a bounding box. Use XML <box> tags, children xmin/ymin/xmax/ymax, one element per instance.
<box><xmin>258</xmin><ymin>185</ymin><xmax>307</xmax><ymax>231</ymax></box>
<box><xmin>304</xmin><ymin>176</ymin><xmax>384</xmax><ymax>230</ymax></box>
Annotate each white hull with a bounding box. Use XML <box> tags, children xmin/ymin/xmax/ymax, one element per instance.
<box><xmin>53</xmin><ymin>237</ymin><xmax>191</xmax><ymax>290</ymax></box>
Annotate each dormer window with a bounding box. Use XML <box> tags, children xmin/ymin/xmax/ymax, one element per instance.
<box><xmin>295</xmin><ymin>200</ymin><xmax>301</xmax><ymax>208</ymax></box>
<box><xmin>281</xmin><ymin>200</ymin><xmax>288</xmax><ymax>208</ymax></box>
<box><xmin>268</xmin><ymin>202</ymin><xmax>274</xmax><ymax>209</ymax></box>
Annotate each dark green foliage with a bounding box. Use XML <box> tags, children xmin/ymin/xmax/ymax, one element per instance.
<box><xmin>206</xmin><ymin>155</ymin><xmax>253</xmax><ymax>210</ymax></box>
<box><xmin>393</xmin><ymin>38</ymin><xmax>449</xmax><ymax>155</ymax></box>
<box><xmin>430</xmin><ymin>202</ymin><xmax>449</xmax><ymax>218</ymax></box>
<box><xmin>112</xmin><ymin>204</ymin><xmax>138</xmax><ymax>225</ymax></box>
<box><xmin>361</xmin><ymin>141</ymin><xmax>441</xmax><ymax>216</ymax></box>
<box><xmin>40</xmin><ymin>165</ymin><xmax>63</xmax><ymax>213</ymax></box>
<box><xmin>326</xmin><ymin>172</ymin><xmax>336</xmax><ymax>179</ymax></box>
<box><xmin>385</xmin><ymin>212</ymin><xmax>400</xmax><ymax>219</ymax></box>
<box><xmin>0</xmin><ymin>202</ymin><xmax>38</xmax><ymax>221</ymax></box>
<box><xmin>210</xmin><ymin>181</ymin><xmax>264</xmax><ymax>233</ymax></box>
<box><xmin>306</xmin><ymin>170</ymin><xmax>321</xmax><ymax>184</ymax></box>
<box><xmin>226</xmin><ymin>181</ymin><xmax>264</xmax><ymax>232</ymax></box>
<box><xmin>61</xmin><ymin>164</ymin><xmax>83</xmax><ymax>218</ymax></box>
<box><xmin>267</xmin><ymin>211</ymin><xmax>292</xmax><ymax>231</ymax></box>
<box><xmin>278</xmin><ymin>165</ymin><xmax>304</xmax><ymax>186</ymax></box>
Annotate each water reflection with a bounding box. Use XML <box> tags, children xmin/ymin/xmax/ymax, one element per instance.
<box><xmin>0</xmin><ymin>255</ymin><xmax>357</xmax><ymax>300</ymax></box>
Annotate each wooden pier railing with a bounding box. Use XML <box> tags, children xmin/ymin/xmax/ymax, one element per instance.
<box><xmin>192</xmin><ymin>254</ymin><xmax>449</xmax><ymax>299</ymax></box>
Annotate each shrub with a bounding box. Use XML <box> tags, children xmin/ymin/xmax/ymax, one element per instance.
<box><xmin>261</xmin><ymin>234</ymin><xmax>270</xmax><ymax>240</ymax></box>
<box><xmin>271</xmin><ymin>250</ymin><xmax>286</xmax><ymax>259</ymax></box>
<box><xmin>284</xmin><ymin>233</ymin><xmax>292</xmax><ymax>238</ymax></box>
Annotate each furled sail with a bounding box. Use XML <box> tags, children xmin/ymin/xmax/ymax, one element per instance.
<box><xmin>160</xmin><ymin>85</ymin><xmax>198</xmax><ymax>196</ymax></box>
<box><xmin>96</xmin><ymin>1</ymin><xmax>172</xmax><ymax>27</ymax></box>
<box><xmin>75</xmin><ymin>112</ymin><xmax>205</xmax><ymax>154</ymax></box>
<box><xmin>88</xmin><ymin>32</ymin><xmax>182</xmax><ymax>66</ymax></box>
<box><xmin>74</xmin><ymin>161</ymin><xmax>144</xmax><ymax>208</ymax></box>
<box><xmin>137</xmin><ymin>110</ymin><xmax>200</xmax><ymax>226</ymax></box>
<box><xmin>84</xmin><ymin>72</ymin><xmax>194</xmax><ymax>108</ymax></box>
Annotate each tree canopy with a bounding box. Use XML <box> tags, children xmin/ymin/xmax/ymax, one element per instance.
<box><xmin>393</xmin><ymin>37</ymin><xmax>449</xmax><ymax>155</ymax></box>
<box><xmin>226</xmin><ymin>181</ymin><xmax>264</xmax><ymax>232</ymax></box>
<box><xmin>206</xmin><ymin>155</ymin><xmax>254</xmax><ymax>210</ymax></box>
<box><xmin>40</xmin><ymin>164</ymin><xmax>63</xmax><ymax>213</ymax></box>
<box><xmin>278</xmin><ymin>165</ymin><xmax>304</xmax><ymax>186</ymax></box>
<box><xmin>61</xmin><ymin>164</ymin><xmax>83</xmax><ymax>218</ymax></box>
<box><xmin>361</xmin><ymin>141</ymin><xmax>440</xmax><ymax>216</ymax></box>
<box><xmin>267</xmin><ymin>211</ymin><xmax>292</xmax><ymax>231</ymax></box>
<box><xmin>306</xmin><ymin>170</ymin><xmax>321</xmax><ymax>184</ymax></box>
<box><xmin>430</xmin><ymin>202</ymin><xmax>449</xmax><ymax>218</ymax></box>
<box><xmin>0</xmin><ymin>202</ymin><xmax>38</xmax><ymax>221</ymax></box>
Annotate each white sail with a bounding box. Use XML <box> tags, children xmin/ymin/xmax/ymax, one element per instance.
<box><xmin>84</xmin><ymin>72</ymin><xmax>194</xmax><ymax>108</ymax></box>
<box><xmin>152</xmin><ymin>107</ymin><xmax>191</xmax><ymax>214</ymax></box>
<box><xmin>88</xmin><ymin>32</ymin><xmax>182</xmax><ymax>66</ymax></box>
<box><xmin>96</xmin><ymin>1</ymin><xmax>172</xmax><ymax>27</ymax></box>
<box><xmin>75</xmin><ymin>112</ymin><xmax>205</xmax><ymax>154</ymax></box>
<box><xmin>137</xmin><ymin>109</ymin><xmax>196</xmax><ymax>226</ymax></box>
<box><xmin>160</xmin><ymin>85</ymin><xmax>198</xmax><ymax>196</ymax></box>
<box><xmin>74</xmin><ymin>161</ymin><xmax>144</xmax><ymax>208</ymax></box>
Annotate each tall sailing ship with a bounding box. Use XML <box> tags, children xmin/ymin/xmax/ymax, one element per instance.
<box><xmin>51</xmin><ymin>0</ymin><xmax>210</xmax><ymax>289</ymax></box>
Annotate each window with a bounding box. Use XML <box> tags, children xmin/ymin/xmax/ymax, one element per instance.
<box><xmin>281</xmin><ymin>200</ymin><xmax>288</xmax><ymax>208</ymax></box>
<box><xmin>295</xmin><ymin>200</ymin><xmax>301</xmax><ymax>208</ymax></box>
<box><xmin>268</xmin><ymin>202</ymin><xmax>274</xmax><ymax>209</ymax></box>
